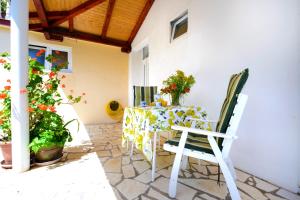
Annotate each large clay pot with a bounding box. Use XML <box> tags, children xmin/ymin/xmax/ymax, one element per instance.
<box><xmin>0</xmin><ymin>142</ymin><xmax>12</xmax><ymax>168</ymax></box>
<box><xmin>35</xmin><ymin>146</ymin><xmax>63</xmax><ymax>163</ymax></box>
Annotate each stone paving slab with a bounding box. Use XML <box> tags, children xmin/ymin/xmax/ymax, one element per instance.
<box><xmin>0</xmin><ymin>123</ymin><xmax>299</xmax><ymax>200</ymax></box>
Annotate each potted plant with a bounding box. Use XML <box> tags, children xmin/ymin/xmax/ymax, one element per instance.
<box><xmin>160</xmin><ymin>70</ymin><xmax>195</xmax><ymax>106</ymax></box>
<box><xmin>0</xmin><ymin>0</ymin><xmax>8</xmax><ymax>19</ymax></box>
<box><xmin>0</xmin><ymin>51</ymin><xmax>85</xmax><ymax>166</ymax></box>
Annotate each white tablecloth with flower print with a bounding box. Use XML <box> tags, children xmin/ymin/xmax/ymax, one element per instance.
<box><xmin>122</xmin><ymin>106</ymin><xmax>211</xmax><ymax>161</ymax></box>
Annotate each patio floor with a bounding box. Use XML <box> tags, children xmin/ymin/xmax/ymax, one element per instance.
<box><xmin>0</xmin><ymin>123</ymin><xmax>299</xmax><ymax>200</ymax></box>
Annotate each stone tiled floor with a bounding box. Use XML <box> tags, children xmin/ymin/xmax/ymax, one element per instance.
<box><xmin>0</xmin><ymin>123</ymin><xmax>299</xmax><ymax>200</ymax></box>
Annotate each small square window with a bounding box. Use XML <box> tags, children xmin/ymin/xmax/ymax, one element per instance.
<box><xmin>51</xmin><ymin>50</ymin><xmax>69</xmax><ymax>71</ymax></box>
<box><xmin>170</xmin><ymin>11</ymin><xmax>188</xmax><ymax>42</ymax></box>
<box><xmin>28</xmin><ymin>45</ymin><xmax>46</xmax><ymax>66</ymax></box>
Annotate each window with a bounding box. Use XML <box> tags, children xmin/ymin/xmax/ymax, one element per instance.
<box><xmin>28</xmin><ymin>44</ymin><xmax>72</xmax><ymax>73</ymax></box>
<box><xmin>170</xmin><ymin>11</ymin><xmax>188</xmax><ymax>42</ymax></box>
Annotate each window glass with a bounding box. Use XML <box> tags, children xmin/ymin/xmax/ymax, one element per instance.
<box><xmin>170</xmin><ymin>11</ymin><xmax>188</xmax><ymax>42</ymax></box>
<box><xmin>28</xmin><ymin>45</ymin><xmax>46</xmax><ymax>65</ymax></box>
<box><xmin>51</xmin><ymin>50</ymin><xmax>69</xmax><ymax>70</ymax></box>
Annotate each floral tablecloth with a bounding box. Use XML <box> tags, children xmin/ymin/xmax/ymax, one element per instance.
<box><xmin>122</xmin><ymin>106</ymin><xmax>211</xmax><ymax>161</ymax></box>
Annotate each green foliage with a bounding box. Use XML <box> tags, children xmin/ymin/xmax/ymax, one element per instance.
<box><xmin>0</xmin><ymin>51</ymin><xmax>85</xmax><ymax>153</ymax></box>
<box><xmin>0</xmin><ymin>0</ymin><xmax>8</xmax><ymax>12</ymax></box>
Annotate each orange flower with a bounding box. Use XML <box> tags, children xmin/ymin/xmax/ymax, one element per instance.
<box><xmin>32</xmin><ymin>69</ymin><xmax>39</xmax><ymax>74</ymax></box>
<box><xmin>32</xmin><ymin>100</ymin><xmax>36</xmax><ymax>104</ymax></box>
<box><xmin>0</xmin><ymin>58</ymin><xmax>6</xmax><ymax>64</ymax></box>
<box><xmin>28</xmin><ymin>107</ymin><xmax>34</xmax><ymax>112</ymax></box>
<box><xmin>4</xmin><ymin>86</ymin><xmax>11</xmax><ymax>91</ymax></box>
<box><xmin>0</xmin><ymin>93</ymin><xmax>7</xmax><ymax>99</ymax></box>
<box><xmin>61</xmin><ymin>84</ymin><xmax>66</xmax><ymax>88</ymax></box>
<box><xmin>38</xmin><ymin>104</ymin><xmax>47</xmax><ymax>111</ymax></box>
<box><xmin>6</xmin><ymin>79</ymin><xmax>11</xmax><ymax>84</ymax></box>
<box><xmin>48</xmin><ymin>106</ymin><xmax>56</xmax><ymax>113</ymax></box>
<box><xmin>32</xmin><ymin>58</ymin><xmax>37</xmax><ymax>61</ymax></box>
<box><xmin>20</xmin><ymin>89</ymin><xmax>27</xmax><ymax>94</ymax></box>
<box><xmin>36</xmin><ymin>49</ymin><xmax>46</xmax><ymax>57</ymax></box>
<box><xmin>0</xmin><ymin>119</ymin><xmax>3</xmax><ymax>125</ymax></box>
<box><xmin>46</xmin><ymin>84</ymin><xmax>52</xmax><ymax>90</ymax></box>
<box><xmin>49</xmin><ymin>71</ymin><xmax>56</xmax><ymax>79</ymax></box>
<box><xmin>170</xmin><ymin>83</ymin><xmax>177</xmax><ymax>90</ymax></box>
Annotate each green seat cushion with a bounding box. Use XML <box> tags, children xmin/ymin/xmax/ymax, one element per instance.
<box><xmin>133</xmin><ymin>86</ymin><xmax>158</xmax><ymax>106</ymax></box>
<box><xmin>216</xmin><ymin>68</ymin><xmax>249</xmax><ymax>133</ymax></box>
<box><xmin>165</xmin><ymin>131</ymin><xmax>221</xmax><ymax>155</ymax></box>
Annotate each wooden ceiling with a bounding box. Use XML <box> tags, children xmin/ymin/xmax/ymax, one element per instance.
<box><xmin>0</xmin><ymin>0</ymin><xmax>155</xmax><ymax>53</ymax></box>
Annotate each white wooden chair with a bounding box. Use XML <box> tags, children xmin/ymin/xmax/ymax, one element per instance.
<box><xmin>163</xmin><ymin>69</ymin><xmax>249</xmax><ymax>200</ymax></box>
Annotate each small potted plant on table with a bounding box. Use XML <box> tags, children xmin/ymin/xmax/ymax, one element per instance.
<box><xmin>0</xmin><ymin>0</ymin><xmax>8</xmax><ymax>19</ymax></box>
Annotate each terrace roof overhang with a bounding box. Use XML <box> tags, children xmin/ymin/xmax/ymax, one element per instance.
<box><xmin>0</xmin><ymin>0</ymin><xmax>155</xmax><ymax>53</ymax></box>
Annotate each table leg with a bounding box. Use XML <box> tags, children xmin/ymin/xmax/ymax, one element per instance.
<box><xmin>152</xmin><ymin>131</ymin><xmax>157</xmax><ymax>182</ymax></box>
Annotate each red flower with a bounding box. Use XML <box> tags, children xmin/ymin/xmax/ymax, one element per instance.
<box><xmin>0</xmin><ymin>58</ymin><xmax>6</xmax><ymax>64</ymax></box>
<box><xmin>49</xmin><ymin>71</ymin><xmax>56</xmax><ymax>79</ymax></box>
<box><xmin>62</xmin><ymin>75</ymin><xmax>66</xmax><ymax>79</ymax></box>
<box><xmin>184</xmin><ymin>87</ymin><xmax>190</xmax><ymax>93</ymax></box>
<box><xmin>4</xmin><ymin>86</ymin><xmax>11</xmax><ymax>91</ymax></box>
<box><xmin>6</xmin><ymin>79</ymin><xmax>11</xmax><ymax>84</ymax></box>
<box><xmin>61</xmin><ymin>84</ymin><xmax>66</xmax><ymax>88</ymax></box>
<box><xmin>0</xmin><ymin>93</ymin><xmax>7</xmax><ymax>99</ymax></box>
<box><xmin>38</xmin><ymin>104</ymin><xmax>47</xmax><ymax>111</ymax></box>
<box><xmin>28</xmin><ymin>107</ymin><xmax>34</xmax><ymax>112</ymax></box>
<box><xmin>20</xmin><ymin>89</ymin><xmax>27</xmax><ymax>94</ymax></box>
<box><xmin>36</xmin><ymin>49</ymin><xmax>46</xmax><ymax>57</ymax></box>
<box><xmin>48</xmin><ymin>106</ymin><xmax>56</xmax><ymax>113</ymax></box>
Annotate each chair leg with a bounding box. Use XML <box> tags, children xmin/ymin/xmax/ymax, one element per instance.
<box><xmin>130</xmin><ymin>141</ymin><xmax>134</xmax><ymax>159</ymax></box>
<box><xmin>226</xmin><ymin>158</ymin><xmax>237</xmax><ymax>180</ymax></box>
<box><xmin>208</xmin><ymin>136</ymin><xmax>241</xmax><ymax>200</ymax></box>
<box><xmin>151</xmin><ymin>132</ymin><xmax>157</xmax><ymax>182</ymax></box>
<box><xmin>168</xmin><ymin>131</ymin><xmax>189</xmax><ymax>198</ymax></box>
<box><xmin>181</xmin><ymin>155</ymin><xmax>188</xmax><ymax>170</ymax></box>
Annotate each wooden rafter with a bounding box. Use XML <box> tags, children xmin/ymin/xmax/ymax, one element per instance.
<box><xmin>29</xmin><ymin>11</ymin><xmax>68</xmax><ymax>20</ymax></box>
<box><xmin>69</xmin><ymin>18</ymin><xmax>74</xmax><ymax>32</ymax></box>
<box><xmin>101</xmin><ymin>0</ymin><xmax>115</xmax><ymax>37</ymax></box>
<box><xmin>0</xmin><ymin>19</ymin><xmax>42</xmax><ymax>30</ymax></box>
<box><xmin>32</xmin><ymin>0</ymin><xmax>63</xmax><ymax>41</ymax></box>
<box><xmin>127</xmin><ymin>0</ymin><xmax>154</xmax><ymax>44</ymax></box>
<box><xmin>51</xmin><ymin>0</ymin><xmax>106</xmax><ymax>27</ymax></box>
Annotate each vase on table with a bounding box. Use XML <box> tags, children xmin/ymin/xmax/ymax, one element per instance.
<box><xmin>171</xmin><ymin>93</ymin><xmax>181</xmax><ymax>106</ymax></box>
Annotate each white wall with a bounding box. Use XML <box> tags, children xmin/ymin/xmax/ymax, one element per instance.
<box><xmin>129</xmin><ymin>0</ymin><xmax>300</xmax><ymax>192</ymax></box>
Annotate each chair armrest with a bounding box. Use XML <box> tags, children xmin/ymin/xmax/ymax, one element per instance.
<box><xmin>186</xmin><ymin>117</ymin><xmax>218</xmax><ymax>124</ymax></box>
<box><xmin>171</xmin><ymin>125</ymin><xmax>237</xmax><ymax>139</ymax></box>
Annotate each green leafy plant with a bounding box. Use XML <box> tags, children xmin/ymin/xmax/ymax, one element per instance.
<box><xmin>0</xmin><ymin>0</ymin><xmax>8</xmax><ymax>13</ymax></box>
<box><xmin>0</xmin><ymin>50</ymin><xmax>86</xmax><ymax>153</ymax></box>
<box><xmin>160</xmin><ymin>70</ymin><xmax>195</xmax><ymax>106</ymax></box>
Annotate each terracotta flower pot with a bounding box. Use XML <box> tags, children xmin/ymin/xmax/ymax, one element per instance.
<box><xmin>34</xmin><ymin>146</ymin><xmax>63</xmax><ymax>163</ymax></box>
<box><xmin>0</xmin><ymin>142</ymin><xmax>12</xmax><ymax>164</ymax></box>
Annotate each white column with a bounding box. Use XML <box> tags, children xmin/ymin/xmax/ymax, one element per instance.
<box><xmin>11</xmin><ymin>0</ymin><xmax>30</xmax><ymax>172</ymax></box>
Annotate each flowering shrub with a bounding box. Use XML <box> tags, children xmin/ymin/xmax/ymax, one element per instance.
<box><xmin>0</xmin><ymin>51</ymin><xmax>85</xmax><ymax>153</ymax></box>
<box><xmin>160</xmin><ymin>70</ymin><xmax>195</xmax><ymax>106</ymax></box>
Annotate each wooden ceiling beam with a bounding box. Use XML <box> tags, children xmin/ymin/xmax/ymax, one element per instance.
<box><xmin>127</xmin><ymin>0</ymin><xmax>154</xmax><ymax>44</ymax></box>
<box><xmin>51</xmin><ymin>0</ymin><xmax>106</xmax><ymax>27</ymax></box>
<box><xmin>101</xmin><ymin>0</ymin><xmax>115</xmax><ymax>37</ymax></box>
<box><xmin>0</xmin><ymin>19</ymin><xmax>43</xmax><ymax>30</ymax></box>
<box><xmin>29</xmin><ymin>11</ymin><xmax>68</xmax><ymax>20</ymax></box>
<box><xmin>42</xmin><ymin>27</ymin><xmax>127</xmax><ymax>48</ymax></box>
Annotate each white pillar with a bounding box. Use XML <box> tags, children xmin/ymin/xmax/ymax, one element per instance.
<box><xmin>11</xmin><ymin>0</ymin><xmax>30</xmax><ymax>172</ymax></box>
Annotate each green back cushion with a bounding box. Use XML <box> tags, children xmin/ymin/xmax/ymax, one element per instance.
<box><xmin>133</xmin><ymin>86</ymin><xmax>158</xmax><ymax>106</ymax></box>
<box><xmin>216</xmin><ymin>68</ymin><xmax>249</xmax><ymax>133</ymax></box>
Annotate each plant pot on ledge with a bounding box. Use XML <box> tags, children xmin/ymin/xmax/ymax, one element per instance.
<box><xmin>1</xmin><ymin>12</ymin><xmax>6</xmax><ymax>19</ymax></box>
<box><xmin>34</xmin><ymin>146</ymin><xmax>63</xmax><ymax>165</ymax></box>
<box><xmin>0</xmin><ymin>141</ymin><xmax>12</xmax><ymax>169</ymax></box>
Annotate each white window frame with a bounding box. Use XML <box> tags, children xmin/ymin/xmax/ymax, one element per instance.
<box><xmin>29</xmin><ymin>42</ymin><xmax>72</xmax><ymax>73</ymax></box>
<box><xmin>45</xmin><ymin>45</ymin><xmax>72</xmax><ymax>73</ymax></box>
<box><xmin>170</xmin><ymin>11</ymin><xmax>188</xmax><ymax>42</ymax></box>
